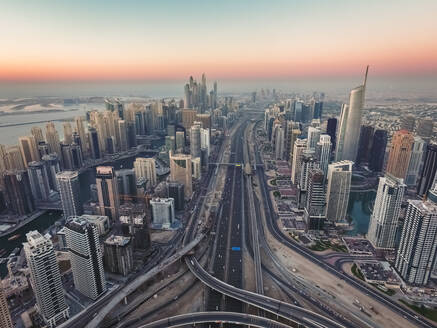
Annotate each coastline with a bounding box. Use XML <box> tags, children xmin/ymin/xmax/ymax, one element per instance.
<box><xmin>0</xmin><ymin>210</ymin><xmax>47</xmax><ymax>238</ymax></box>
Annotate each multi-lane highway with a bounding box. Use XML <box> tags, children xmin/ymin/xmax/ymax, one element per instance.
<box><xmin>137</xmin><ymin>311</ymin><xmax>292</xmax><ymax>328</ymax></box>
<box><xmin>252</xmin><ymin>121</ymin><xmax>436</xmax><ymax>328</ymax></box>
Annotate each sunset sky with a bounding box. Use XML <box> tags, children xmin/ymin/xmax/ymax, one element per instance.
<box><xmin>1</xmin><ymin>0</ymin><xmax>437</xmax><ymax>81</ymax></box>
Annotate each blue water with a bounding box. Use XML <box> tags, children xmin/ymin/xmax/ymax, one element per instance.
<box><xmin>346</xmin><ymin>191</ymin><xmax>376</xmax><ymax>236</ymax></box>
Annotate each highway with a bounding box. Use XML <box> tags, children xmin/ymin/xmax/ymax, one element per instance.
<box><xmin>137</xmin><ymin>311</ymin><xmax>292</xmax><ymax>328</ymax></box>
<box><xmin>186</xmin><ymin>255</ymin><xmax>346</xmax><ymax>328</ymax></box>
<box><xmin>85</xmin><ymin>235</ymin><xmax>204</xmax><ymax>328</ymax></box>
<box><xmin>252</xmin><ymin>121</ymin><xmax>436</xmax><ymax>328</ymax></box>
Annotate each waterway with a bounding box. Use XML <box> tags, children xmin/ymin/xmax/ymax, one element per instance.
<box><xmin>346</xmin><ymin>191</ymin><xmax>376</xmax><ymax>236</ymax></box>
<box><xmin>0</xmin><ymin>210</ymin><xmax>62</xmax><ymax>277</ymax></box>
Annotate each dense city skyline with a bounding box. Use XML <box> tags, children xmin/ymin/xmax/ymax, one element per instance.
<box><xmin>1</xmin><ymin>0</ymin><xmax>437</xmax><ymax>81</ymax></box>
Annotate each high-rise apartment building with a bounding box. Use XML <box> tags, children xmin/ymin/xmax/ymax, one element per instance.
<box><xmin>417</xmin><ymin>143</ymin><xmax>437</xmax><ymax>197</ymax></box>
<box><xmin>74</xmin><ymin>116</ymin><xmax>89</xmax><ymax>156</ymax></box>
<box><xmin>326</xmin><ymin>161</ymin><xmax>353</xmax><ymax>222</ymax></box>
<box><xmin>4</xmin><ymin>146</ymin><xmax>25</xmax><ymax>171</ymax></box>
<box><xmin>103</xmin><ymin>235</ymin><xmax>133</xmax><ymax>276</ymax></box>
<box><xmin>400</xmin><ymin>114</ymin><xmax>416</xmax><ymax>132</ymax></box>
<box><xmin>63</xmin><ymin>122</ymin><xmax>73</xmax><ymax>144</ymax></box>
<box><xmin>150</xmin><ymin>198</ymin><xmax>175</xmax><ymax>228</ymax></box>
<box><xmin>0</xmin><ymin>280</ymin><xmax>13</xmax><ymax>328</ymax></box>
<box><xmin>96</xmin><ymin>166</ymin><xmax>120</xmax><ymax>221</ymax></box>
<box><xmin>19</xmin><ymin>135</ymin><xmax>40</xmax><ymax>167</ymax></box>
<box><xmin>46</xmin><ymin>122</ymin><xmax>62</xmax><ymax>165</ymax></box>
<box><xmin>291</xmin><ymin>139</ymin><xmax>307</xmax><ymax>184</ymax></box>
<box><xmin>356</xmin><ymin>125</ymin><xmax>374</xmax><ymax>164</ymax></box>
<box><xmin>369</xmin><ymin>129</ymin><xmax>388</xmax><ymax>172</ymax></box>
<box><xmin>386</xmin><ymin>129</ymin><xmax>414</xmax><ymax>179</ymax></box>
<box><xmin>307</xmin><ymin>126</ymin><xmax>321</xmax><ymax>150</ymax></box>
<box><xmin>367</xmin><ymin>175</ymin><xmax>405</xmax><ymax>249</ymax></box>
<box><xmin>64</xmin><ymin>217</ymin><xmax>106</xmax><ymax>300</ymax></box>
<box><xmin>405</xmin><ymin>136</ymin><xmax>426</xmax><ymax>186</ymax></box>
<box><xmin>200</xmin><ymin>127</ymin><xmax>210</xmax><ymax>157</ymax></box>
<box><xmin>2</xmin><ymin>170</ymin><xmax>35</xmax><ymax>215</ymax></box>
<box><xmin>28</xmin><ymin>161</ymin><xmax>51</xmax><ymax>201</ymax></box>
<box><xmin>42</xmin><ymin>154</ymin><xmax>60</xmax><ymax>191</ymax></box>
<box><xmin>336</xmin><ymin>67</ymin><xmax>368</xmax><ymax>162</ymax></box>
<box><xmin>169</xmin><ymin>151</ymin><xmax>192</xmax><ymax>197</ymax></box>
<box><xmin>167</xmin><ymin>182</ymin><xmax>184</xmax><ymax>211</ymax></box>
<box><xmin>190</xmin><ymin>122</ymin><xmax>201</xmax><ymax>158</ymax></box>
<box><xmin>299</xmin><ymin>150</ymin><xmax>318</xmax><ymax>192</ymax></box>
<box><xmin>304</xmin><ymin>169</ymin><xmax>326</xmax><ymax>230</ymax></box>
<box><xmin>316</xmin><ymin>134</ymin><xmax>332</xmax><ymax>176</ymax></box>
<box><xmin>23</xmin><ymin>231</ymin><xmax>69</xmax><ymax>327</ymax></box>
<box><xmin>88</xmin><ymin>127</ymin><xmax>101</xmax><ymax>159</ymax></box>
<box><xmin>395</xmin><ymin>200</ymin><xmax>437</xmax><ymax>286</ymax></box>
<box><xmin>31</xmin><ymin>126</ymin><xmax>45</xmax><ymax>145</ymax></box>
<box><xmin>56</xmin><ymin>171</ymin><xmax>82</xmax><ymax>218</ymax></box>
<box><xmin>326</xmin><ymin>118</ymin><xmax>337</xmax><ymax>151</ymax></box>
<box><xmin>116</xmin><ymin>169</ymin><xmax>136</xmax><ymax>197</ymax></box>
<box><xmin>133</xmin><ymin>157</ymin><xmax>157</xmax><ymax>187</ymax></box>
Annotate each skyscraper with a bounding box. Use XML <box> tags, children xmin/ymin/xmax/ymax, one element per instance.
<box><xmin>23</xmin><ymin>231</ymin><xmax>69</xmax><ymax>327</ymax></box>
<box><xmin>4</xmin><ymin>146</ymin><xmax>25</xmax><ymax>170</ymax></box>
<box><xmin>326</xmin><ymin>161</ymin><xmax>353</xmax><ymax>222</ymax></box>
<box><xmin>190</xmin><ymin>122</ymin><xmax>201</xmax><ymax>158</ymax></box>
<box><xmin>74</xmin><ymin>116</ymin><xmax>89</xmax><ymax>156</ymax></box>
<box><xmin>2</xmin><ymin>170</ymin><xmax>35</xmax><ymax>215</ymax></box>
<box><xmin>150</xmin><ymin>198</ymin><xmax>175</xmax><ymax>228</ymax></box>
<box><xmin>96</xmin><ymin>166</ymin><xmax>120</xmax><ymax>221</ymax></box>
<box><xmin>369</xmin><ymin>129</ymin><xmax>388</xmax><ymax>172</ymax></box>
<box><xmin>56</xmin><ymin>171</ymin><xmax>82</xmax><ymax>218</ymax></box>
<box><xmin>386</xmin><ymin>130</ymin><xmax>414</xmax><ymax>180</ymax></box>
<box><xmin>42</xmin><ymin>154</ymin><xmax>60</xmax><ymax>191</ymax></box>
<box><xmin>169</xmin><ymin>151</ymin><xmax>193</xmax><ymax>197</ymax></box>
<box><xmin>103</xmin><ymin>235</ymin><xmax>133</xmax><ymax>276</ymax></box>
<box><xmin>31</xmin><ymin>126</ymin><xmax>45</xmax><ymax>145</ymax></box>
<box><xmin>18</xmin><ymin>135</ymin><xmax>39</xmax><ymax>167</ymax></box>
<box><xmin>307</xmin><ymin>126</ymin><xmax>321</xmax><ymax>150</ymax></box>
<box><xmin>304</xmin><ymin>169</ymin><xmax>326</xmax><ymax>230</ymax></box>
<box><xmin>367</xmin><ymin>175</ymin><xmax>405</xmax><ymax>249</ymax></box>
<box><xmin>395</xmin><ymin>199</ymin><xmax>437</xmax><ymax>286</ymax></box>
<box><xmin>63</xmin><ymin>122</ymin><xmax>73</xmax><ymax>144</ymax></box>
<box><xmin>356</xmin><ymin>125</ymin><xmax>374</xmax><ymax>164</ymax></box>
<box><xmin>64</xmin><ymin>217</ymin><xmax>107</xmax><ymax>300</ymax></box>
<box><xmin>133</xmin><ymin>157</ymin><xmax>157</xmax><ymax>187</ymax></box>
<box><xmin>417</xmin><ymin>143</ymin><xmax>437</xmax><ymax>197</ymax></box>
<box><xmin>27</xmin><ymin>161</ymin><xmax>51</xmax><ymax>201</ymax></box>
<box><xmin>200</xmin><ymin>127</ymin><xmax>210</xmax><ymax>157</ymax></box>
<box><xmin>316</xmin><ymin>134</ymin><xmax>332</xmax><ymax>176</ymax></box>
<box><xmin>88</xmin><ymin>127</ymin><xmax>101</xmax><ymax>159</ymax></box>
<box><xmin>0</xmin><ymin>280</ymin><xmax>13</xmax><ymax>328</ymax></box>
<box><xmin>116</xmin><ymin>168</ymin><xmax>137</xmax><ymax>197</ymax></box>
<box><xmin>46</xmin><ymin>122</ymin><xmax>62</xmax><ymax>166</ymax></box>
<box><xmin>326</xmin><ymin>118</ymin><xmax>337</xmax><ymax>151</ymax></box>
<box><xmin>167</xmin><ymin>182</ymin><xmax>184</xmax><ymax>211</ymax></box>
<box><xmin>291</xmin><ymin>139</ymin><xmax>306</xmax><ymax>184</ymax></box>
<box><xmin>335</xmin><ymin>66</ymin><xmax>368</xmax><ymax>162</ymax></box>
<box><xmin>405</xmin><ymin>136</ymin><xmax>426</xmax><ymax>186</ymax></box>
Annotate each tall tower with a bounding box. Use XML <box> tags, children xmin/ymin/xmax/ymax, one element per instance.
<box><xmin>65</xmin><ymin>217</ymin><xmax>107</xmax><ymax>300</ymax></box>
<box><xmin>23</xmin><ymin>231</ymin><xmax>69</xmax><ymax>327</ymax></box>
<box><xmin>19</xmin><ymin>135</ymin><xmax>40</xmax><ymax>167</ymax></box>
<box><xmin>190</xmin><ymin>122</ymin><xmax>201</xmax><ymax>158</ymax></box>
<box><xmin>0</xmin><ymin>280</ymin><xmax>13</xmax><ymax>328</ymax></box>
<box><xmin>395</xmin><ymin>199</ymin><xmax>437</xmax><ymax>286</ymax></box>
<box><xmin>356</xmin><ymin>125</ymin><xmax>374</xmax><ymax>164</ymax></box>
<box><xmin>291</xmin><ymin>139</ymin><xmax>307</xmax><ymax>184</ymax></box>
<box><xmin>367</xmin><ymin>175</ymin><xmax>405</xmax><ymax>249</ymax></box>
<box><xmin>386</xmin><ymin>129</ymin><xmax>415</xmax><ymax>179</ymax></box>
<box><xmin>326</xmin><ymin>161</ymin><xmax>353</xmax><ymax>222</ymax></box>
<box><xmin>336</xmin><ymin>66</ymin><xmax>368</xmax><ymax>162</ymax></box>
<box><xmin>45</xmin><ymin>122</ymin><xmax>62</xmax><ymax>165</ymax></box>
<box><xmin>74</xmin><ymin>116</ymin><xmax>89</xmax><ymax>156</ymax></box>
<box><xmin>31</xmin><ymin>126</ymin><xmax>45</xmax><ymax>145</ymax></box>
<box><xmin>417</xmin><ymin>143</ymin><xmax>437</xmax><ymax>197</ymax></box>
<box><xmin>369</xmin><ymin>129</ymin><xmax>388</xmax><ymax>172</ymax></box>
<box><xmin>307</xmin><ymin>126</ymin><xmax>321</xmax><ymax>150</ymax></box>
<box><xmin>63</xmin><ymin>122</ymin><xmax>73</xmax><ymax>144</ymax></box>
<box><xmin>304</xmin><ymin>169</ymin><xmax>326</xmax><ymax>230</ymax></box>
<box><xmin>2</xmin><ymin>170</ymin><xmax>35</xmax><ymax>215</ymax></box>
<box><xmin>88</xmin><ymin>127</ymin><xmax>101</xmax><ymax>159</ymax></box>
<box><xmin>316</xmin><ymin>134</ymin><xmax>332</xmax><ymax>176</ymax></box>
<box><xmin>133</xmin><ymin>157</ymin><xmax>157</xmax><ymax>187</ymax></box>
<box><xmin>96</xmin><ymin>166</ymin><xmax>120</xmax><ymax>221</ymax></box>
<box><xmin>27</xmin><ymin>161</ymin><xmax>51</xmax><ymax>201</ymax></box>
<box><xmin>326</xmin><ymin>118</ymin><xmax>337</xmax><ymax>150</ymax></box>
<box><xmin>169</xmin><ymin>151</ymin><xmax>192</xmax><ymax>197</ymax></box>
<box><xmin>56</xmin><ymin>171</ymin><xmax>82</xmax><ymax>218</ymax></box>
<box><xmin>405</xmin><ymin>136</ymin><xmax>426</xmax><ymax>186</ymax></box>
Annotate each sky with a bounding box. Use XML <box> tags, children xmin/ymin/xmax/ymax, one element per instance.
<box><xmin>1</xmin><ymin>0</ymin><xmax>437</xmax><ymax>82</ymax></box>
